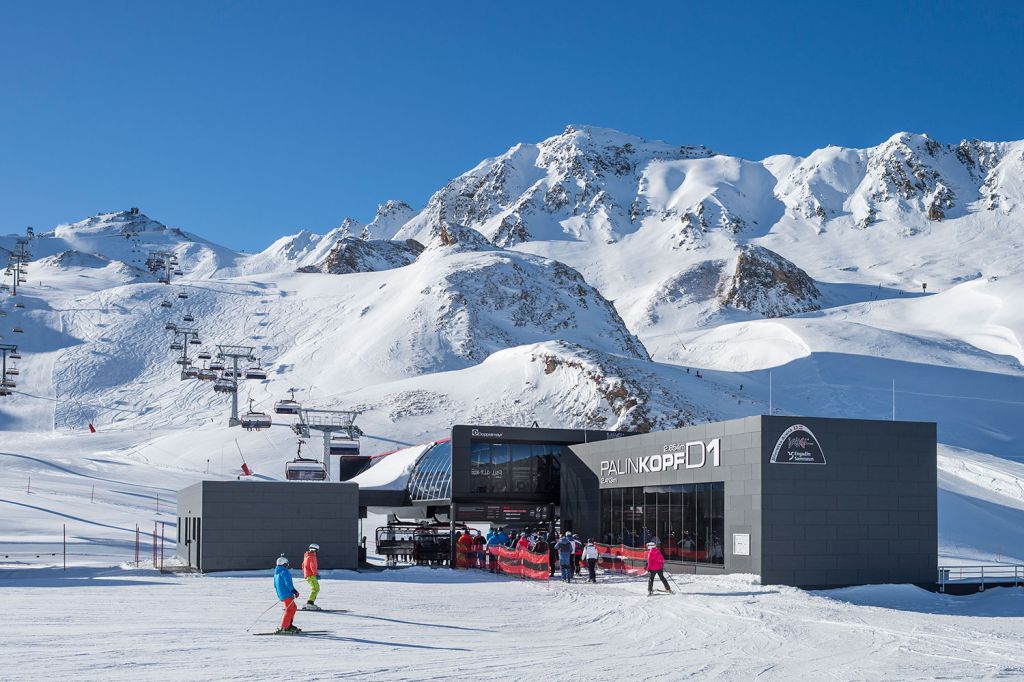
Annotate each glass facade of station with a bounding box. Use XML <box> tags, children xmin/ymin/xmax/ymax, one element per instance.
<box><xmin>599</xmin><ymin>483</ymin><xmax>725</xmax><ymax>565</ymax></box>
<box><xmin>468</xmin><ymin>441</ymin><xmax>562</xmax><ymax>497</ymax></box>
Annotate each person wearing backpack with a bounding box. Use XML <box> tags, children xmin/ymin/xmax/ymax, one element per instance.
<box><xmin>555</xmin><ymin>532</ymin><xmax>575</xmax><ymax>582</ymax></box>
<box><xmin>582</xmin><ymin>539</ymin><xmax>600</xmax><ymax>583</ymax></box>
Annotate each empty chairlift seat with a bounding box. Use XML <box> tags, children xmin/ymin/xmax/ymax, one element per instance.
<box><xmin>274</xmin><ymin>389</ymin><xmax>300</xmax><ymax>415</ymax></box>
<box><xmin>177</xmin><ymin>292</ymin><xmax>188</xmax><ymax>299</ymax></box>
<box><xmin>198</xmin><ymin>368</ymin><xmax>216</xmax><ymax>381</ymax></box>
<box><xmin>5</xmin><ymin>367</ymin><xmax>18</xmax><ymax>376</ymax></box>
<box><xmin>209</xmin><ymin>360</ymin><xmax>225</xmax><ymax>371</ymax></box>
<box><xmin>10</xmin><ymin>352</ymin><xmax>21</xmax><ymax>359</ymax></box>
<box><xmin>189</xmin><ymin>337</ymin><xmax>202</xmax><ymax>345</ymax></box>
<box><xmin>160</xmin><ymin>300</ymin><xmax>172</xmax><ymax>308</ymax></box>
<box><xmin>244</xmin><ymin>364</ymin><xmax>267</xmax><ymax>380</ymax></box>
<box><xmin>170</xmin><ymin>342</ymin><xmax>183</xmax><ymax>350</ymax></box>
<box><xmin>329</xmin><ymin>437</ymin><xmax>361</xmax><ymax>456</ymax></box>
<box><xmin>183</xmin><ymin>314</ymin><xmax>194</xmax><ymax>322</ymax></box>
<box><xmin>285</xmin><ymin>458</ymin><xmax>327</xmax><ymax>481</ymax></box>
<box><xmin>198</xmin><ymin>350</ymin><xmax>212</xmax><ymax>360</ymax></box>
<box><xmin>165</xmin><ymin>322</ymin><xmax>177</xmax><ymax>331</ymax></box>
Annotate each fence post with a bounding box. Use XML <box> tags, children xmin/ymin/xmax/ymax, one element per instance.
<box><xmin>27</xmin><ymin>476</ymin><xmax>30</xmax><ymax>494</ymax></box>
<box><xmin>63</xmin><ymin>524</ymin><xmax>66</xmax><ymax>571</ymax></box>
<box><xmin>135</xmin><ymin>525</ymin><xmax>139</xmax><ymax>567</ymax></box>
<box><xmin>156</xmin><ymin>494</ymin><xmax>160</xmax><ymax>515</ymax></box>
<box><xmin>91</xmin><ymin>485</ymin><xmax>94</xmax><ymax>503</ymax></box>
<box><xmin>160</xmin><ymin>522</ymin><xmax>165</xmax><ymax>571</ymax></box>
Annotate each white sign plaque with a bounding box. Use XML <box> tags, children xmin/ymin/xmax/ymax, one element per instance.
<box><xmin>733</xmin><ymin>533</ymin><xmax>750</xmax><ymax>556</ymax></box>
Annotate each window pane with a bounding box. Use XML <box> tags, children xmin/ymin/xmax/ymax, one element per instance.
<box><xmin>509</xmin><ymin>444</ymin><xmax>533</xmax><ymax>494</ymax></box>
<box><xmin>610</xmin><ymin>488</ymin><xmax>623</xmax><ymax>544</ymax></box>
<box><xmin>490</xmin><ymin>444</ymin><xmax>509</xmax><ymax>494</ymax></box>
<box><xmin>470</xmin><ymin>442</ymin><xmax>490</xmax><ymax>494</ymax></box>
<box><xmin>683</xmin><ymin>484</ymin><xmax>696</xmax><ymax>563</ymax></box>
<box><xmin>711</xmin><ymin>483</ymin><xmax>725</xmax><ymax>565</ymax></box>
<box><xmin>695</xmin><ymin>483</ymin><xmax>711</xmax><ymax>563</ymax></box>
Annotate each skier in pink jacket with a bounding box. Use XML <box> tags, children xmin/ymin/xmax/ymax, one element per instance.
<box><xmin>646</xmin><ymin>541</ymin><xmax>672</xmax><ymax>595</ymax></box>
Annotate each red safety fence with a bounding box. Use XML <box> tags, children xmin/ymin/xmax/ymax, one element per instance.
<box><xmin>595</xmin><ymin>543</ymin><xmax>649</xmax><ymax>575</ymax></box>
<box><xmin>487</xmin><ymin>546</ymin><xmax>551</xmax><ymax>580</ymax></box>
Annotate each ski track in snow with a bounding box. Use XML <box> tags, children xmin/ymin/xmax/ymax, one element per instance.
<box><xmin>2</xmin><ymin>568</ymin><xmax>1024</xmax><ymax>681</ymax></box>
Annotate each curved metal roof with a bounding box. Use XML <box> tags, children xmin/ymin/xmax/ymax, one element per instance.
<box><xmin>408</xmin><ymin>440</ymin><xmax>452</xmax><ymax>502</ymax></box>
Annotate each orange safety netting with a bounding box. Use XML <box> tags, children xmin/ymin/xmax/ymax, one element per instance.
<box><xmin>454</xmin><ymin>542</ymin><xmax>486</xmax><ymax>569</ymax></box>
<box><xmin>485</xmin><ymin>545</ymin><xmax>551</xmax><ymax>580</ymax></box>
<box><xmin>594</xmin><ymin>543</ymin><xmax>649</xmax><ymax>575</ymax></box>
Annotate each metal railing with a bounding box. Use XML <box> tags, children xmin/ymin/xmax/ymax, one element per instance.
<box><xmin>937</xmin><ymin>564</ymin><xmax>1024</xmax><ymax>592</ymax></box>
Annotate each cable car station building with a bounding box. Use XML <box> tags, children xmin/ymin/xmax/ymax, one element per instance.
<box><xmin>363</xmin><ymin>415</ymin><xmax>937</xmax><ymax>589</ymax></box>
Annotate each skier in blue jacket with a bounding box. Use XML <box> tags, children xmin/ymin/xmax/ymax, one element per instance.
<box><xmin>274</xmin><ymin>556</ymin><xmax>301</xmax><ymax>633</ymax></box>
<box><xmin>555</xmin><ymin>532</ymin><xmax>575</xmax><ymax>582</ymax></box>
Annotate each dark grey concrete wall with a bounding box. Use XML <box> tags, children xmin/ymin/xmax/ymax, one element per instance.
<box><xmin>568</xmin><ymin>416</ymin><xmax>763</xmax><ymax>577</ymax></box>
<box><xmin>759</xmin><ymin>416</ymin><xmax>937</xmax><ymax>588</ymax></box>
<box><xmin>176</xmin><ymin>481</ymin><xmax>359</xmax><ymax>572</ymax></box>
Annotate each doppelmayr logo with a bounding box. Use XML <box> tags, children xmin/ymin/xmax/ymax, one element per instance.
<box><xmin>471</xmin><ymin>429</ymin><xmax>504</xmax><ymax>438</ymax></box>
<box><xmin>600</xmin><ymin>438</ymin><xmax>720</xmax><ymax>477</ymax></box>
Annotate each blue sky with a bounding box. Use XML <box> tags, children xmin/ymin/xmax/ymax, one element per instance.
<box><xmin>1</xmin><ymin>1</ymin><xmax>1022</xmax><ymax>250</ymax></box>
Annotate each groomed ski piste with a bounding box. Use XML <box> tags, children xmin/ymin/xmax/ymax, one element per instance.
<box><xmin>4</xmin><ymin>126</ymin><xmax>1024</xmax><ymax>679</ymax></box>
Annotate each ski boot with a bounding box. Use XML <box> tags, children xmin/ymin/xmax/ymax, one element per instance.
<box><xmin>286</xmin><ymin>625</ymin><xmax>302</xmax><ymax>633</ymax></box>
<box><xmin>303</xmin><ymin>602</ymin><xmax>322</xmax><ymax>611</ymax></box>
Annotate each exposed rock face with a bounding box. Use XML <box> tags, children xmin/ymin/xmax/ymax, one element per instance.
<box><xmin>300</xmin><ymin>236</ymin><xmax>424</xmax><ymax>274</ymax></box>
<box><xmin>529</xmin><ymin>341</ymin><xmax>699</xmax><ymax>432</ymax></box>
<box><xmin>718</xmin><ymin>245</ymin><xmax>821</xmax><ymax>317</ymax></box>
<box><xmin>415</xmin><ymin>250</ymin><xmax>650</xmax><ymax>365</ymax></box>
<box><xmin>361</xmin><ymin>200</ymin><xmax>416</xmax><ymax>241</ymax></box>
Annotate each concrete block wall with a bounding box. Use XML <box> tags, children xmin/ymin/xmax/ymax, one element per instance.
<box><xmin>759</xmin><ymin>417</ymin><xmax>937</xmax><ymax>588</ymax></box>
<box><xmin>177</xmin><ymin>481</ymin><xmax>359</xmax><ymax>572</ymax></box>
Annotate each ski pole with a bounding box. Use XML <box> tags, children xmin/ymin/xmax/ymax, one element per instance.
<box><xmin>245</xmin><ymin>601</ymin><xmax>280</xmax><ymax>633</ymax></box>
<box><xmin>666</xmin><ymin>571</ymin><xmax>684</xmax><ymax>595</ymax></box>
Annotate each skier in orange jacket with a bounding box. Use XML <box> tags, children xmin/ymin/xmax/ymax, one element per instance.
<box><xmin>302</xmin><ymin>544</ymin><xmax>321</xmax><ymax>611</ymax></box>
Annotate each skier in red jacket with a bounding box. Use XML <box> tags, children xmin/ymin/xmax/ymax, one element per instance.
<box><xmin>646</xmin><ymin>541</ymin><xmax>672</xmax><ymax>595</ymax></box>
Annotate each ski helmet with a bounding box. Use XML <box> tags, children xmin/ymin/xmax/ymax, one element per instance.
<box><xmin>646</xmin><ymin>542</ymin><xmax>656</xmax><ymax>548</ymax></box>
<box><xmin>565</xmin><ymin>531</ymin><xmax>572</xmax><ymax>536</ymax></box>
<box><xmin>309</xmin><ymin>543</ymin><xmax>320</xmax><ymax>552</ymax></box>
<box><xmin>276</xmin><ymin>556</ymin><xmax>289</xmax><ymax>566</ymax></box>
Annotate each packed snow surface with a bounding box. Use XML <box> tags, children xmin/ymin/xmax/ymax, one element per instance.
<box><xmin>3</xmin><ymin>567</ymin><xmax>1024</xmax><ymax>681</ymax></box>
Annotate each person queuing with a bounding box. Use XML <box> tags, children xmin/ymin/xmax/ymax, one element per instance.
<box><xmin>273</xmin><ymin>555</ymin><xmax>301</xmax><ymax>634</ymax></box>
<box><xmin>486</xmin><ymin>528</ymin><xmax>502</xmax><ymax>572</ymax></box>
<box><xmin>302</xmin><ymin>543</ymin><xmax>321</xmax><ymax>611</ymax></box>
<box><xmin>583</xmin><ymin>539</ymin><xmax>599</xmax><ymax>583</ymax></box>
<box><xmin>572</xmin><ymin>534</ymin><xmax>584</xmax><ymax>576</ymax></box>
<box><xmin>555</xmin><ymin>531</ymin><xmax>575</xmax><ymax>583</ymax></box>
<box><xmin>646</xmin><ymin>540</ymin><xmax>673</xmax><ymax>595</ymax></box>
<box><xmin>473</xmin><ymin>530</ymin><xmax>487</xmax><ymax>568</ymax></box>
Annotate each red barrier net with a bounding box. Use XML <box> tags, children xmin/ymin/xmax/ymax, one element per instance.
<box><xmin>594</xmin><ymin>543</ymin><xmax>648</xmax><ymax>575</ymax></box>
<box><xmin>471</xmin><ymin>546</ymin><xmax>550</xmax><ymax>580</ymax></box>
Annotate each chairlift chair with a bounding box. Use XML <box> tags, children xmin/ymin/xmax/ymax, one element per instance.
<box><xmin>175</xmin><ymin>358</ymin><xmax>191</xmax><ymax>366</ymax></box>
<box><xmin>164</xmin><ymin>322</ymin><xmax>177</xmax><ymax>331</ymax></box>
<box><xmin>5</xmin><ymin>367</ymin><xmax>19</xmax><ymax>376</ymax></box>
<box><xmin>209</xmin><ymin>360</ymin><xmax>225</xmax><ymax>371</ymax></box>
<box><xmin>0</xmin><ymin>386</ymin><xmax>9</xmax><ymax>397</ymax></box>
<box><xmin>240</xmin><ymin>399</ymin><xmax>273</xmax><ymax>431</ymax></box>
<box><xmin>1</xmin><ymin>378</ymin><xmax>15</xmax><ymax>388</ymax></box>
<box><xmin>198</xmin><ymin>368</ymin><xmax>216</xmax><ymax>381</ymax></box>
<box><xmin>213</xmin><ymin>378</ymin><xmax>236</xmax><ymax>394</ymax></box>
<box><xmin>177</xmin><ymin>292</ymin><xmax>188</xmax><ymax>299</ymax></box>
<box><xmin>183</xmin><ymin>314</ymin><xmax>194</xmax><ymax>322</ymax></box>
<box><xmin>329</xmin><ymin>437</ymin><xmax>361</xmax><ymax>456</ymax></box>
<box><xmin>12</xmin><ymin>327</ymin><xmax>23</xmax><ymax>333</ymax></box>
<box><xmin>14</xmin><ymin>303</ymin><xmax>24</xmax><ymax>309</ymax></box>
<box><xmin>198</xmin><ymin>350</ymin><xmax>212</xmax><ymax>360</ymax></box>
<box><xmin>160</xmin><ymin>300</ymin><xmax>172</xmax><ymax>308</ymax></box>
<box><xmin>173</xmin><ymin>269</ymin><xmax>183</xmax><ymax>276</ymax></box>
<box><xmin>244</xmin><ymin>362</ymin><xmax>267</xmax><ymax>380</ymax></box>
<box><xmin>170</xmin><ymin>342</ymin><xmax>183</xmax><ymax>351</ymax></box>
<box><xmin>182</xmin><ymin>367</ymin><xmax>199</xmax><ymax>379</ymax></box>
<box><xmin>274</xmin><ymin>388</ymin><xmax>301</xmax><ymax>415</ymax></box>
<box><xmin>189</xmin><ymin>337</ymin><xmax>202</xmax><ymax>345</ymax></box>
<box><xmin>10</xmin><ymin>351</ymin><xmax>21</xmax><ymax>359</ymax></box>
<box><xmin>223</xmin><ymin>368</ymin><xmax>237</xmax><ymax>378</ymax></box>
<box><xmin>285</xmin><ymin>440</ymin><xmax>327</xmax><ymax>481</ymax></box>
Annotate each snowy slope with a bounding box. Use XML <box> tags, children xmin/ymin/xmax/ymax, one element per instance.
<box><xmin>4</xmin><ymin>124</ymin><xmax>1024</xmax><ymax>581</ymax></box>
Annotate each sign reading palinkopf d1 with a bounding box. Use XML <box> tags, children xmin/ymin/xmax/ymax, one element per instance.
<box><xmin>770</xmin><ymin>424</ymin><xmax>826</xmax><ymax>464</ymax></box>
<box><xmin>600</xmin><ymin>438</ymin><xmax>720</xmax><ymax>482</ymax></box>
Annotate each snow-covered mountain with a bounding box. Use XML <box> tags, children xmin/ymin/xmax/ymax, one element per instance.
<box><xmin>3</xmin><ymin>125</ymin><xmax>1024</xmax><ymax>568</ymax></box>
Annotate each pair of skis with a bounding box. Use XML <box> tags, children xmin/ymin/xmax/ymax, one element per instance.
<box><xmin>252</xmin><ymin>608</ymin><xmax>348</xmax><ymax>636</ymax></box>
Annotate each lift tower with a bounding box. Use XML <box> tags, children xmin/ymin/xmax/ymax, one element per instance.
<box><xmin>7</xmin><ymin>239</ymin><xmax>31</xmax><ymax>296</ymax></box>
<box><xmin>0</xmin><ymin>343</ymin><xmax>18</xmax><ymax>396</ymax></box>
<box><xmin>291</xmin><ymin>408</ymin><xmax>362</xmax><ymax>480</ymax></box>
<box><xmin>216</xmin><ymin>344</ymin><xmax>255</xmax><ymax>427</ymax></box>
<box><xmin>173</xmin><ymin>327</ymin><xmax>200</xmax><ymax>379</ymax></box>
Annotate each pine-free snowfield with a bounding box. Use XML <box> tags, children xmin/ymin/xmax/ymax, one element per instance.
<box><xmin>3</xmin><ymin>566</ymin><xmax>1024</xmax><ymax>681</ymax></box>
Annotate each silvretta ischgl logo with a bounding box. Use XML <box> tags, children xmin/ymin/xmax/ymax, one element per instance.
<box><xmin>770</xmin><ymin>424</ymin><xmax>826</xmax><ymax>465</ymax></box>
